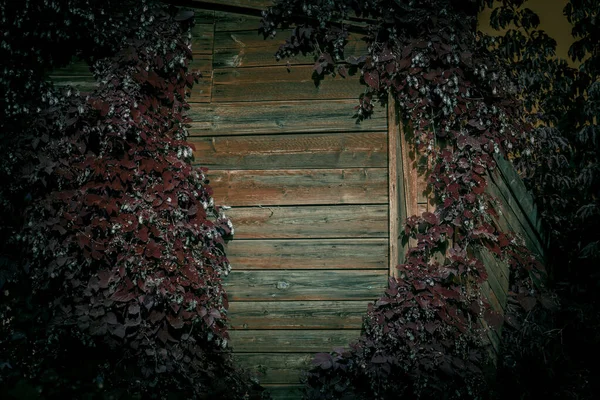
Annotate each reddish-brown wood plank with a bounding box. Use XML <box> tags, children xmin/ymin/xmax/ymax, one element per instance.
<box><xmin>209</xmin><ymin>65</ymin><xmax>363</xmax><ymax>102</ymax></box>
<box><xmin>187</xmin><ymin>101</ymin><xmax>387</xmax><ymax>136</ymax></box>
<box><xmin>208</xmin><ymin>168</ymin><xmax>388</xmax><ymax>206</ymax></box>
<box><xmin>227</xmin><ymin>238</ymin><xmax>388</xmax><ymax>270</ymax></box>
<box><xmin>191</xmin><ymin>132</ymin><xmax>387</xmax><ymax>169</ymax></box>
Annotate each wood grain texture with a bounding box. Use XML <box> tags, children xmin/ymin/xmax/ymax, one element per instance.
<box><xmin>223</xmin><ymin>270</ymin><xmax>388</xmax><ymax>301</ymax></box>
<box><xmin>49</xmin><ymin>76</ymin><xmax>98</xmax><ymax>92</ymax></box>
<box><xmin>187</xmin><ymin>55</ymin><xmax>214</xmax><ymax>103</ymax></box>
<box><xmin>228</xmin><ymin>301</ymin><xmax>369</xmax><ymax>329</ymax></box>
<box><xmin>191</xmin><ymin>132</ymin><xmax>387</xmax><ymax>169</ymax></box>
<box><xmin>191</xmin><ymin>17</ymin><xmax>215</xmax><ymax>55</ymax></box>
<box><xmin>229</xmin><ymin>330</ymin><xmax>360</xmax><ymax>352</ymax></box>
<box><xmin>388</xmin><ymin>97</ymin><xmax>399</xmax><ymax>277</ymax></box>
<box><xmin>234</xmin><ymin>353</ymin><xmax>312</xmax><ymax>385</ymax></box>
<box><xmin>486</xmin><ymin>172</ymin><xmax>545</xmax><ymax>258</ymax></box>
<box><xmin>209</xmin><ymin>65</ymin><xmax>363</xmax><ymax>102</ymax></box>
<box><xmin>187</xmin><ymin>100</ymin><xmax>387</xmax><ymax>136</ymax></box>
<box><xmin>213</xmin><ymin>30</ymin><xmax>367</xmax><ymax>68</ymax></box>
<box><xmin>225</xmin><ymin>205</ymin><xmax>388</xmax><ymax>239</ymax></box>
<box><xmin>215</xmin><ymin>10</ymin><xmax>262</xmax><ymax>31</ymax></box>
<box><xmin>262</xmin><ymin>385</ymin><xmax>306</xmax><ymax>400</ymax></box>
<box><xmin>208</xmin><ymin>168</ymin><xmax>389</xmax><ymax>206</ymax></box>
<box><xmin>227</xmin><ymin>239</ymin><xmax>388</xmax><ymax>270</ymax></box>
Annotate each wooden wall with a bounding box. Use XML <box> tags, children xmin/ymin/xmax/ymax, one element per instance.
<box><xmin>189</xmin><ymin>9</ymin><xmax>389</xmax><ymax>399</ymax></box>
<box><xmin>47</xmin><ymin>2</ymin><xmax>549</xmax><ymax>398</ymax></box>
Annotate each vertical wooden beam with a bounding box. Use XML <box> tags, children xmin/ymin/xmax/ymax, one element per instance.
<box><xmin>388</xmin><ymin>95</ymin><xmax>400</xmax><ymax>278</ymax></box>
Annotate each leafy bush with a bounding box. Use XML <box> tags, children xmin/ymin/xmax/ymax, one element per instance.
<box><xmin>0</xmin><ymin>1</ymin><xmax>265</xmax><ymax>398</ymax></box>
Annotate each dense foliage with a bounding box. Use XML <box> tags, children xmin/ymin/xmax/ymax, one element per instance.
<box><xmin>486</xmin><ymin>1</ymin><xmax>600</xmax><ymax>398</ymax></box>
<box><xmin>0</xmin><ymin>1</ymin><xmax>264</xmax><ymax>398</ymax></box>
<box><xmin>260</xmin><ymin>0</ymin><xmax>563</xmax><ymax>398</ymax></box>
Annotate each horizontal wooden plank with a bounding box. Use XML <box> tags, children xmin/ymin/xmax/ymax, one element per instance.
<box><xmin>187</xmin><ymin>55</ymin><xmax>213</xmax><ymax>103</ymax></box>
<box><xmin>50</xmin><ymin>61</ymin><xmax>92</xmax><ymax>76</ymax></box>
<box><xmin>209</xmin><ymin>65</ymin><xmax>363</xmax><ymax>102</ymax></box>
<box><xmin>190</xmin><ymin>0</ymin><xmax>273</xmax><ymax>12</ymax></box>
<box><xmin>186</xmin><ymin>100</ymin><xmax>387</xmax><ymax>136</ymax></box>
<box><xmin>215</xmin><ymin>11</ymin><xmax>262</xmax><ymax>32</ymax></box>
<box><xmin>225</xmin><ymin>205</ymin><xmax>388</xmax><ymax>239</ymax></box>
<box><xmin>234</xmin><ymin>353</ymin><xmax>312</xmax><ymax>385</ymax></box>
<box><xmin>49</xmin><ymin>76</ymin><xmax>98</xmax><ymax>92</ymax></box>
<box><xmin>229</xmin><ymin>330</ymin><xmax>360</xmax><ymax>352</ymax></box>
<box><xmin>263</xmin><ymin>385</ymin><xmax>305</xmax><ymax>400</ymax></box>
<box><xmin>227</xmin><ymin>239</ymin><xmax>388</xmax><ymax>270</ymax></box>
<box><xmin>223</xmin><ymin>270</ymin><xmax>388</xmax><ymax>301</ymax></box>
<box><xmin>191</xmin><ymin>132</ymin><xmax>387</xmax><ymax>169</ymax></box>
<box><xmin>191</xmin><ymin>18</ymin><xmax>215</xmax><ymax>55</ymax></box>
<box><xmin>207</xmin><ymin>168</ymin><xmax>388</xmax><ymax>206</ymax></box>
<box><xmin>213</xmin><ymin>30</ymin><xmax>367</xmax><ymax>68</ymax></box>
<box><xmin>228</xmin><ymin>300</ymin><xmax>368</xmax><ymax>329</ymax></box>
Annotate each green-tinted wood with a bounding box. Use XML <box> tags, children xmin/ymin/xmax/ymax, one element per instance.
<box><xmin>262</xmin><ymin>385</ymin><xmax>305</xmax><ymax>400</ymax></box>
<box><xmin>229</xmin><ymin>329</ymin><xmax>361</xmax><ymax>352</ymax></box>
<box><xmin>481</xmin><ymin>281</ymin><xmax>503</xmax><ymax>313</ymax></box>
<box><xmin>227</xmin><ymin>239</ymin><xmax>388</xmax><ymax>270</ymax></box>
<box><xmin>49</xmin><ymin>76</ymin><xmax>98</xmax><ymax>92</ymax></box>
<box><xmin>210</xmin><ymin>65</ymin><xmax>363</xmax><ymax>102</ymax></box>
<box><xmin>487</xmin><ymin>171</ymin><xmax>545</xmax><ymax>257</ymax></box>
<box><xmin>191</xmin><ymin>132</ymin><xmax>387</xmax><ymax>169</ymax></box>
<box><xmin>215</xmin><ymin>11</ymin><xmax>262</xmax><ymax>31</ymax></box>
<box><xmin>478</xmin><ymin>248</ymin><xmax>508</xmax><ymax>310</ymax></box>
<box><xmin>225</xmin><ymin>205</ymin><xmax>388</xmax><ymax>239</ymax></box>
<box><xmin>213</xmin><ymin>30</ymin><xmax>367</xmax><ymax>68</ymax></box>
<box><xmin>208</xmin><ymin>168</ymin><xmax>388</xmax><ymax>206</ymax></box>
<box><xmin>51</xmin><ymin>61</ymin><xmax>92</xmax><ymax>76</ymax></box>
<box><xmin>494</xmin><ymin>154</ymin><xmax>546</xmax><ymax>246</ymax></box>
<box><xmin>191</xmin><ymin>16</ymin><xmax>215</xmax><ymax>55</ymax></box>
<box><xmin>234</xmin><ymin>353</ymin><xmax>312</xmax><ymax>385</ymax></box>
<box><xmin>223</xmin><ymin>270</ymin><xmax>388</xmax><ymax>301</ymax></box>
<box><xmin>187</xmin><ymin>100</ymin><xmax>387</xmax><ymax>136</ymax></box>
<box><xmin>228</xmin><ymin>300</ymin><xmax>369</xmax><ymax>329</ymax></box>
<box><xmin>189</xmin><ymin>0</ymin><xmax>273</xmax><ymax>11</ymax></box>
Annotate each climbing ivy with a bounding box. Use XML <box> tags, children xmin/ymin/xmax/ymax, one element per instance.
<box><xmin>260</xmin><ymin>0</ymin><xmax>555</xmax><ymax>398</ymax></box>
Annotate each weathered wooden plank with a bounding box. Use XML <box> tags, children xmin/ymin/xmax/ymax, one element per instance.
<box><xmin>186</xmin><ymin>100</ymin><xmax>387</xmax><ymax>136</ymax></box>
<box><xmin>191</xmin><ymin>21</ymin><xmax>215</xmax><ymax>56</ymax></box>
<box><xmin>230</xmin><ymin>330</ymin><xmax>360</xmax><ymax>352</ymax></box>
<box><xmin>388</xmin><ymin>98</ymin><xmax>400</xmax><ymax>277</ymax></box>
<box><xmin>234</xmin><ymin>353</ymin><xmax>312</xmax><ymax>385</ymax></box>
<box><xmin>208</xmin><ymin>168</ymin><xmax>389</xmax><ymax>206</ymax></box>
<box><xmin>263</xmin><ymin>385</ymin><xmax>305</xmax><ymax>400</ymax></box>
<box><xmin>223</xmin><ymin>270</ymin><xmax>388</xmax><ymax>301</ymax></box>
<box><xmin>228</xmin><ymin>300</ymin><xmax>368</xmax><ymax>329</ymax></box>
<box><xmin>210</xmin><ymin>65</ymin><xmax>363</xmax><ymax>102</ymax></box>
<box><xmin>51</xmin><ymin>61</ymin><xmax>92</xmax><ymax>76</ymax></box>
<box><xmin>189</xmin><ymin>0</ymin><xmax>273</xmax><ymax>12</ymax></box>
<box><xmin>227</xmin><ymin>239</ymin><xmax>388</xmax><ymax>270</ymax></box>
<box><xmin>494</xmin><ymin>154</ymin><xmax>546</xmax><ymax>246</ymax></box>
<box><xmin>187</xmin><ymin>54</ymin><xmax>213</xmax><ymax>103</ymax></box>
<box><xmin>213</xmin><ymin>30</ymin><xmax>367</xmax><ymax>68</ymax></box>
<box><xmin>226</xmin><ymin>205</ymin><xmax>388</xmax><ymax>239</ymax></box>
<box><xmin>191</xmin><ymin>132</ymin><xmax>387</xmax><ymax>169</ymax></box>
<box><xmin>478</xmin><ymin>249</ymin><xmax>508</xmax><ymax>310</ymax></box>
<box><xmin>215</xmin><ymin>11</ymin><xmax>262</xmax><ymax>32</ymax></box>
<box><xmin>49</xmin><ymin>76</ymin><xmax>98</xmax><ymax>92</ymax></box>
<box><xmin>486</xmin><ymin>171</ymin><xmax>544</xmax><ymax>257</ymax></box>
